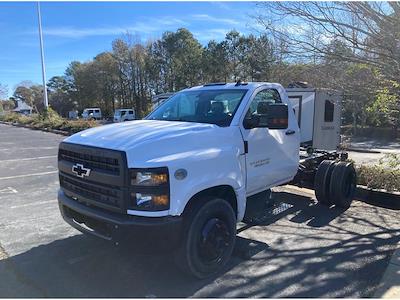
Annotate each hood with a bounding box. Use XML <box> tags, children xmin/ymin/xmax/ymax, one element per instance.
<box><xmin>64</xmin><ymin>120</ymin><xmax>242</xmax><ymax>167</ymax></box>
<box><xmin>65</xmin><ymin>120</ymin><xmax>218</xmax><ymax>150</ymax></box>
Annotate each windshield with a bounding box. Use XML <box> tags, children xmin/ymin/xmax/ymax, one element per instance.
<box><xmin>147</xmin><ymin>89</ymin><xmax>247</xmax><ymax>127</ymax></box>
<box><xmin>114</xmin><ymin>110</ymin><xmax>122</xmax><ymax>116</ymax></box>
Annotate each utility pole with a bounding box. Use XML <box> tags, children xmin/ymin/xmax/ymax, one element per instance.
<box><xmin>37</xmin><ymin>1</ymin><xmax>48</xmax><ymax>109</ymax></box>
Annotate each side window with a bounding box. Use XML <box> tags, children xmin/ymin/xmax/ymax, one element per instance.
<box><xmin>246</xmin><ymin>88</ymin><xmax>282</xmax><ymax>117</ymax></box>
<box><xmin>324</xmin><ymin>100</ymin><xmax>334</xmax><ymax>122</ymax></box>
<box><xmin>128</xmin><ymin>111</ymin><xmax>133</xmax><ymax>115</ymax></box>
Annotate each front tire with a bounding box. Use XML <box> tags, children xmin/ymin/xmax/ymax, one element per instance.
<box><xmin>175</xmin><ymin>198</ymin><xmax>236</xmax><ymax>279</ymax></box>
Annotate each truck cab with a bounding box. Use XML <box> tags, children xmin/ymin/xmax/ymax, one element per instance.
<box><xmin>57</xmin><ymin>82</ymin><xmax>300</xmax><ymax>278</ymax></box>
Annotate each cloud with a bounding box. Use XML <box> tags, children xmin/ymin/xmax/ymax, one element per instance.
<box><xmin>191</xmin><ymin>14</ymin><xmax>240</xmax><ymax>26</ymax></box>
<box><xmin>192</xmin><ymin>28</ymin><xmax>231</xmax><ymax>42</ymax></box>
<box><xmin>29</xmin><ymin>17</ymin><xmax>188</xmax><ymax>39</ymax></box>
<box><xmin>157</xmin><ymin>18</ymin><xmax>189</xmax><ymax>26</ymax></box>
<box><xmin>209</xmin><ymin>2</ymin><xmax>232</xmax><ymax>11</ymax></box>
<box><xmin>42</xmin><ymin>24</ymin><xmax>156</xmax><ymax>38</ymax></box>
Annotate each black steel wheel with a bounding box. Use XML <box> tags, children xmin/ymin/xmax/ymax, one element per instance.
<box><xmin>314</xmin><ymin>160</ymin><xmax>337</xmax><ymax>205</ymax></box>
<box><xmin>175</xmin><ymin>198</ymin><xmax>236</xmax><ymax>279</ymax></box>
<box><xmin>329</xmin><ymin>162</ymin><xmax>357</xmax><ymax>208</ymax></box>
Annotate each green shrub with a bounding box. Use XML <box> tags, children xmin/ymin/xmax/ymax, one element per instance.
<box><xmin>356</xmin><ymin>153</ymin><xmax>400</xmax><ymax>192</ymax></box>
<box><xmin>60</xmin><ymin>119</ymin><xmax>98</xmax><ymax>133</ymax></box>
<box><xmin>0</xmin><ymin>109</ymin><xmax>98</xmax><ymax>134</ymax></box>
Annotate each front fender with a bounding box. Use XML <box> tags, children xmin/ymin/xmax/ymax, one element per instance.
<box><xmin>168</xmin><ymin>148</ymin><xmax>246</xmax><ymax>218</ymax></box>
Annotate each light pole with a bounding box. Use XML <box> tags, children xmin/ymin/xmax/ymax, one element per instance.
<box><xmin>37</xmin><ymin>1</ymin><xmax>48</xmax><ymax>109</ymax></box>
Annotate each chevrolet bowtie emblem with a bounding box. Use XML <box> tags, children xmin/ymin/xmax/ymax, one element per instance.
<box><xmin>72</xmin><ymin>163</ymin><xmax>91</xmax><ymax>178</ymax></box>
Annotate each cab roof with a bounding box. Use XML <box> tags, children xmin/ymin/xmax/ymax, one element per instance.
<box><xmin>183</xmin><ymin>82</ymin><xmax>284</xmax><ymax>93</ymax></box>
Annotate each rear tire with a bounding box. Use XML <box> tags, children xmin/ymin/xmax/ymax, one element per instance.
<box><xmin>175</xmin><ymin>198</ymin><xmax>236</xmax><ymax>279</ymax></box>
<box><xmin>314</xmin><ymin>160</ymin><xmax>336</xmax><ymax>205</ymax></box>
<box><xmin>329</xmin><ymin>162</ymin><xmax>357</xmax><ymax>208</ymax></box>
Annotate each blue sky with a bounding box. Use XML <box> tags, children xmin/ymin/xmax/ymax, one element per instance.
<box><xmin>0</xmin><ymin>1</ymin><xmax>261</xmax><ymax>96</ymax></box>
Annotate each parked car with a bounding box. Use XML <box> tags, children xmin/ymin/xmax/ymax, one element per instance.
<box><xmin>113</xmin><ymin>108</ymin><xmax>135</xmax><ymax>122</ymax></box>
<box><xmin>81</xmin><ymin>108</ymin><xmax>101</xmax><ymax>120</ymax></box>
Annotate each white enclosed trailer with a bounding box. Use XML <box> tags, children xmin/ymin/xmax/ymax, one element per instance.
<box><xmin>286</xmin><ymin>88</ymin><xmax>342</xmax><ymax>151</ymax></box>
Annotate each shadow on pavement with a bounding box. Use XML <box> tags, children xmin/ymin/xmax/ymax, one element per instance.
<box><xmin>0</xmin><ymin>191</ymin><xmax>399</xmax><ymax>297</ymax></box>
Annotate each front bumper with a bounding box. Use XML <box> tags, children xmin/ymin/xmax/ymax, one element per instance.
<box><xmin>58</xmin><ymin>190</ymin><xmax>183</xmax><ymax>249</ymax></box>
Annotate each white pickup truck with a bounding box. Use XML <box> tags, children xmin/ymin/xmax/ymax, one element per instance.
<box><xmin>57</xmin><ymin>82</ymin><xmax>356</xmax><ymax>278</ymax></box>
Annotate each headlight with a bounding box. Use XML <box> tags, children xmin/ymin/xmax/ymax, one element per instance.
<box><xmin>129</xmin><ymin>167</ymin><xmax>169</xmax><ymax>211</ymax></box>
<box><xmin>133</xmin><ymin>192</ymin><xmax>169</xmax><ymax>210</ymax></box>
<box><xmin>130</xmin><ymin>169</ymin><xmax>168</xmax><ymax>186</ymax></box>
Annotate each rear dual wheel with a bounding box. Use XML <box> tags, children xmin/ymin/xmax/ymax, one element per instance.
<box><xmin>329</xmin><ymin>162</ymin><xmax>357</xmax><ymax>208</ymax></box>
<box><xmin>314</xmin><ymin>160</ymin><xmax>336</xmax><ymax>205</ymax></box>
<box><xmin>314</xmin><ymin>160</ymin><xmax>357</xmax><ymax>208</ymax></box>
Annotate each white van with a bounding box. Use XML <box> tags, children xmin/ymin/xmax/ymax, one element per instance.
<box><xmin>113</xmin><ymin>109</ymin><xmax>135</xmax><ymax>122</ymax></box>
<box><xmin>82</xmin><ymin>108</ymin><xmax>102</xmax><ymax>120</ymax></box>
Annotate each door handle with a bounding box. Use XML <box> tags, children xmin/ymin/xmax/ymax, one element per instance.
<box><xmin>285</xmin><ymin>129</ymin><xmax>296</xmax><ymax>135</ymax></box>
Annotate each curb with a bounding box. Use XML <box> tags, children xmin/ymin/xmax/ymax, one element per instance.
<box><xmin>346</xmin><ymin>148</ymin><xmax>381</xmax><ymax>154</ymax></box>
<box><xmin>285</xmin><ymin>184</ymin><xmax>400</xmax><ymax>210</ymax></box>
<box><xmin>0</xmin><ymin>121</ymin><xmax>70</xmax><ymax>136</ymax></box>
<box><xmin>355</xmin><ymin>186</ymin><xmax>400</xmax><ymax>210</ymax></box>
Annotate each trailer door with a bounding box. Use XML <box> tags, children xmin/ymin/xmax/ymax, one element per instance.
<box><xmin>312</xmin><ymin>91</ymin><xmax>341</xmax><ymax>150</ymax></box>
<box><xmin>286</xmin><ymin>89</ymin><xmax>316</xmax><ymax>145</ymax></box>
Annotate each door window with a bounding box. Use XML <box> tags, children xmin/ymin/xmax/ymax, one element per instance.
<box><xmin>324</xmin><ymin>100</ymin><xmax>334</xmax><ymax>122</ymax></box>
<box><xmin>245</xmin><ymin>88</ymin><xmax>282</xmax><ymax>120</ymax></box>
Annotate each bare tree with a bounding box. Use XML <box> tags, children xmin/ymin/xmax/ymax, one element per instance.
<box><xmin>0</xmin><ymin>83</ymin><xmax>8</xmax><ymax>99</ymax></box>
<box><xmin>256</xmin><ymin>2</ymin><xmax>400</xmax><ymax>82</ymax></box>
<box><xmin>256</xmin><ymin>2</ymin><xmax>400</xmax><ymax>134</ymax></box>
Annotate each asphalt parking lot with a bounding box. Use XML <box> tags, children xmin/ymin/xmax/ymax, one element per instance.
<box><xmin>0</xmin><ymin>123</ymin><xmax>400</xmax><ymax>297</ymax></box>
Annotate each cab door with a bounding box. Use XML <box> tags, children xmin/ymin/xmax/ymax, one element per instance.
<box><xmin>240</xmin><ymin>87</ymin><xmax>300</xmax><ymax>196</ymax></box>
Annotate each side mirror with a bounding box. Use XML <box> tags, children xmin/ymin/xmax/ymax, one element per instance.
<box><xmin>266</xmin><ymin>103</ymin><xmax>289</xmax><ymax>129</ymax></box>
<box><xmin>243</xmin><ymin>103</ymin><xmax>289</xmax><ymax>130</ymax></box>
<box><xmin>243</xmin><ymin>115</ymin><xmax>260</xmax><ymax>129</ymax></box>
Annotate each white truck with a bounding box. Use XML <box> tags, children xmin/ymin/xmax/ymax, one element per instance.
<box><xmin>57</xmin><ymin>82</ymin><xmax>356</xmax><ymax>278</ymax></box>
<box><xmin>113</xmin><ymin>108</ymin><xmax>135</xmax><ymax>122</ymax></box>
<box><xmin>81</xmin><ymin>108</ymin><xmax>102</xmax><ymax>120</ymax></box>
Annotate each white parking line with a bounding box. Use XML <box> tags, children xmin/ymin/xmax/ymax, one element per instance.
<box><xmin>0</xmin><ymin>187</ymin><xmax>18</xmax><ymax>194</ymax></box>
<box><xmin>0</xmin><ymin>147</ymin><xmax>57</xmax><ymax>151</ymax></box>
<box><xmin>0</xmin><ymin>171</ymin><xmax>58</xmax><ymax>180</ymax></box>
<box><xmin>10</xmin><ymin>199</ymin><xmax>55</xmax><ymax>209</ymax></box>
<box><xmin>0</xmin><ymin>155</ymin><xmax>57</xmax><ymax>163</ymax></box>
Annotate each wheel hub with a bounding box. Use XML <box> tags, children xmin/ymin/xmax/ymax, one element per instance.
<box><xmin>198</xmin><ymin>218</ymin><xmax>231</xmax><ymax>264</ymax></box>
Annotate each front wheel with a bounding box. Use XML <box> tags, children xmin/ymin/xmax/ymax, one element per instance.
<box><xmin>175</xmin><ymin>198</ymin><xmax>236</xmax><ymax>279</ymax></box>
